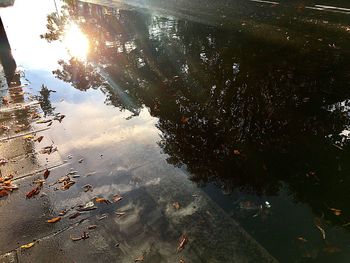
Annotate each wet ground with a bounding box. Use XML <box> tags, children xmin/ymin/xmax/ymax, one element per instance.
<box><xmin>0</xmin><ymin>0</ymin><xmax>350</xmax><ymax>262</ymax></box>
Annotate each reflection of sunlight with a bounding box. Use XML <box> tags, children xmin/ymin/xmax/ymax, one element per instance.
<box><xmin>63</xmin><ymin>22</ymin><xmax>89</xmax><ymax>60</ymax></box>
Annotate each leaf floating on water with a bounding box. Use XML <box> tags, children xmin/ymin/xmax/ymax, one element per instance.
<box><xmin>21</xmin><ymin>242</ymin><xmax>35</xmax><ymax>249</ymax></box>
<box><xmin>23</xmin><ymin>135</ymin><xmax>34</xmax><ymax>140</ymax></box>
<box><xmin>35</xmin><ymin>136</ymin><xmax>44</xmax><ymax>143</ymax></box>
<box><xmin>88</xmin><ymin>225</ymin><xmax>97</xmax><ymax>230</ymax></box>
<box><xmin>78</xmin><ymin>158</ymin><xmax>84</xmax><ymax>163</ymax></box>
<box><xmin>330</xmin><ymin>208</ymin><xmax>342</xmax><ymax>216</ymax></box>
<box><xmin>26</xmin><ymin>187</ymin><xmax>41</xmax><ymax>199</ymax></box>
<box><xmin>173</xmin><ymin>202</ymin><xmax>180</xmax><ymax>210</ymax></box>
<box><xmin>177</xmin><ymin>234</ymin><xmax>188</xmax><ymax>252</ymax></box>
<box><xmin>58</xmin><ymin>209</ymin><xmax>68</xmax><ymax>216</ymax></box>
<box><xmin>95</xmin><ymin>197</ymin><xmax>111</xmax><ymax>204</ymax></box>
<box><xmin>0</xmin><ymin>189</ymin><xmax>9</xmax><ymax>198</ymax></box>
<box><xmin>47</xmin><ymin>217</ymin><xmax>61</xmax><ymax>223</ymax></box>
<box><xmin>179</xmin><ymin>259</ymin><xmax>185</xmax><ymax>263</ymax></box>
<box><xmin>113</xmin><ymin>194</ymin><xmax>123</xmax><ymax>203</ymax></box>
<box><xmin>134</xmin><ymin>255</ymin><xmax>144</xmax><ymax>262</ymax></box>
<box><xmin>43</xmin><ymin>169</ymin><xmax>50</xmax><ymax>179</ymax></box>
<box><xmin>314</xmin><ymin>218</ymin><xmax>326</xmax><ymax>240</ymax></box>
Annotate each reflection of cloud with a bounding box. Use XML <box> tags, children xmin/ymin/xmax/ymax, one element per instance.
<box><xmin>52</xmin><ymin>99</ymin><xmax>159</xmax><ymax>154</ymax></box>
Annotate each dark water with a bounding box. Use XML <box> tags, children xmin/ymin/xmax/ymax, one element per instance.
<box><xmin>3</xmin><ymin>0</ymin><xmax>350</xmax><ymax>261</ymax></box>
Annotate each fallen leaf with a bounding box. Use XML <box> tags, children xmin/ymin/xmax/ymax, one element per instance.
<box><xmin>26</xmin><ymin>187</ymin><xmax>41</xmax><ymax>199</ymax></box>
<box><xmin>330</xmin><ymin>208</ymin><xmax>342</xmax><ymax>216</ymax></box>
<box><xmin>60</xmin><ymin>180</ymin><xmax>75</xmax><ymax>191</ymax></box>
<box><xmin>177</xmin><ymin>234</ymin><xmax>188</xmax><ymax>252</ymax></box>
<box><xmin>23</xmin><ymin>135</ymin><xmax>34</xmax><ymax>140</ymax></box>
<box><xmin>35</xmin><ymin>136</ymin><xmax>44</xmax><ymax>143</ymax></box>
<box><xmin>314</xmin><ymin>218</ymin><xmax>326</xmax><ymax>240</ymax></box>
<box><xmin>134</xmin><ymin>255</ymin><xmax>144</xmax><ymax>262</ymax></box>
<box><xmin>173</xmin><ymin>202</ymin><xmax>180</xmax><ymax>210</ymax></box>
<box><xmin>297</xmin><ymin>237</ymin><xmax>307</xmax><ymax>242</ymax></box>
<box><xmin>21</xmin><ymin>242</ymin><xmax>35</xmax><ymax>249</ymax></box>
<box><xmin>95</xmin><ymin>197</ymin><xmax>111</xmax><ymax>204</ymax></box>
<box><xmin>88</xmin><ymin>225</ymin><xmax>97</xmax><ymax>230</ymax></box>
<box><xmin>43</xmin><ymin>169</ymin><xmax>50</xmax><ymax>179</ymax></box>
<box><xmin>113</xmin><ymin>194</ymin><xmax>123</xmax><ymax>203</ymax></box>
<box><xmin>0</xmin><ymin>189</ymin><xmax>9</xmax><ymax>198</ymax></box>
<box><xmin>47</xmin><ymin>217</ymin><xmax>61</xmax><ymax>223</ymax></box>
<box><xmin>58</xmin><ymin>210</ymin><xmax>68</xmax><ymax>216</ymax></box>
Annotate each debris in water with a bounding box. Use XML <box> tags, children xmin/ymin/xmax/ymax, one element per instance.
<box><xmin>43</xmin><ymin>169</ymin><xmax>50</xmax><ymax>179</ymax></box>
<box><xmin>0</xmin><ymin>189</ymin><xmax>9</xmax><ymax>198</ymax></box>
<box><xmin>21</xmin><ymin>242</ymin><xmax>35</xmax><ymax>249</ymax></box>
<box><xmin>314</xmin><ymin>218</ymin><xmax>326</xmax><ymax>240</ymax></box>
<box><xmin>115</xmin><ymin>211</ymin><xmax>126</xmax><ymax>218</ymax></box>
<box><xmin>95</xmin><ymin>197</ymin><xmax>111</xmax><ymax>204</ymax></box>
<box><xmin>26</xmin><ymin>187</ymin><xmax>41</xmax><ymax>199</ymax></box>
<box><xmin>78</xmin><ymin>158</ymin><xmax>84</xmax><ymax>163</ymax></box>
<box><xmin>134</xmin><ymin>255</ymin><xmax>144</xmax><ymax>262</ymax></box>
<box><xmin>329</xmin><ymin>208</ymin><xmax>342</xmax><ymax>216</ymax></box>
<box><xmin>0</xmin><ymin>158</ymin><xmax>8</xmax><ymax>166</ymax></box>
<box><xmin>177</xmin><ymin>234</ymin><xmax>188</xmax><ymax>252</ymax></box>
<box><xmin>59</xmin><ymin>209</ymin><xmax>68</xmax><ymax>216</ymax></box>
<box><xmin>173</xmin><ymin>202</ymin><xmax>180</xmax><ymax>210</ymax></box>
<box><xmin>47</xmin><ymin>217</ymin><xmax>61</xmax><ymax>223</ymax></box>
<box><xmin>113</xmin><ymin>194</ymin><xmax>123</xmax><ymax>203</ymax></box>
<box><xmin>88</xmin><ymin>225</ymin><xmax>97</xmax><ymax>230</ymax></box>
<box><xmin>34</xmin><ymin>136</ymin><xmax>44</xmax><ymax>143</ymax></box>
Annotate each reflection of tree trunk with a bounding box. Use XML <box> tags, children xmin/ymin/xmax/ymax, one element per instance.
<box><xmin>0</xmin><ymin>17</ymin><xmax>16</xmax><ymax>84</ymax></box>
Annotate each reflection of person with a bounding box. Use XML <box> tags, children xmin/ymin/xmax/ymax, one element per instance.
<box><xmin>0</xmin><ymin>17</ymin><xmax>17</xmax><ymax>84</ymax></box>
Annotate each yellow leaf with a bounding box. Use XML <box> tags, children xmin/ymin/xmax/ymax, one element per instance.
<box><xmin>23</xmin><ymin>135</ymin><xmax>34</xmax><ymax>140</ymax></box>
<box><xmin>47</xmin><ymin>217</ymin><xmax>61</xmax><ymax>223</ymax></box>
<box><xmin>21</xmin><ymin>242</ymin><xmax>35</xmax><ymax>249</ymax></box>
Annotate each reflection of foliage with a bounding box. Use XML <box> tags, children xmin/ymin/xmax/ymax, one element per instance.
<box><xmin>37</xmin><ymin>84</ymin><xmax>56</xmax><ymax>116</ymax></box>
<box><xmin>53</xmin><ymin>58</ymin><xmax>102</xmax><ymax>91</ymax></box>
<box><xmin>42</xmin><ymin>1</ymin><xmax>350</xmax><ymax>228</ymax></box>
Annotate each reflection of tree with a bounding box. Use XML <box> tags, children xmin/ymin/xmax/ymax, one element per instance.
<box><xmin>35</xmin><ymin>84</ymin><xmax>56</xmax><ymax>117</ymax></box>
<box><xmin>42</xmin><ymin>1</ymin><xmax>350</xmax><ymax>225</ymax></box>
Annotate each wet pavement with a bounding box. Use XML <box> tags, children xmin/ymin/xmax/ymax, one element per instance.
<box><xmin>0</xmin><ymin>0</ymin><xmax>350</xmax><ymax>262</ymax></box>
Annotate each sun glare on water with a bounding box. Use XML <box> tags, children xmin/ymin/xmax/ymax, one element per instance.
<box><xmin>63</xmin><ymin>22</ymin><xmax>89</xmax><ymax>60</ymax></box>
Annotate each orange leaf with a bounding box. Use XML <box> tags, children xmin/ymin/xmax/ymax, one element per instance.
<box><xmin>47</xmin><ymin>217</ymin><xmax>61</xmax><ymax>223</ymax></box>
<box><xmin>0</xmin><ymin>189</ymin><xmax>9</xmax><ymax>197</ymax></box>
<box><xmin>26</xmin><ymin>187</ymin><xmax>40</xmax><ymax>199</ymax></box>
<box><xmin>95</xmin><ymin>197</ymin><xmax>110</xmax><ymax>204</ymax></box>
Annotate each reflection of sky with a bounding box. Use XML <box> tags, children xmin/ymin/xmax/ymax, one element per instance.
<box><xmin>0</xmin><ymin>0</ymin><xmax>68</xmax><ymax>70</ymax></box>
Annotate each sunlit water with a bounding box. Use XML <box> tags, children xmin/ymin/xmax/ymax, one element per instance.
<box><xmin>1</xmin><ymin>0</ymin><xmax>350</xmax><ymax>262</ymax></box>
